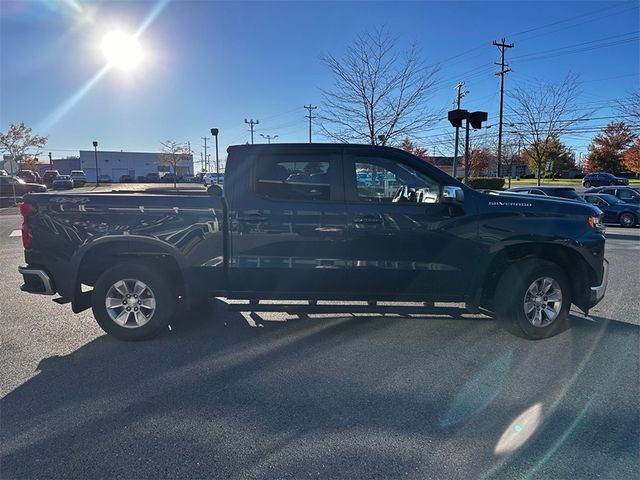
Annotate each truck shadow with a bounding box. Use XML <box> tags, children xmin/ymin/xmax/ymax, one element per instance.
<box><xmin>1</xmin><ymin>311</ymin><xmax>638</xmax><ymax>479</ymax></box>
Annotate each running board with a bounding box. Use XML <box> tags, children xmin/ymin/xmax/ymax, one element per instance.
<box><xmin>226</xmin><ymin>302</ymin><xmax>470</xmax><ymax>317</ymax></box>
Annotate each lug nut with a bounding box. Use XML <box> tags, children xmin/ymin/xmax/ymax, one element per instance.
<box><xmin>134</xmin><ymin>294</ymin><xmax>138</xmax><ymax>298</ymax></box>
<box><xmin>126</xmin><ymin>307</ymin><xmax>131</xmax><ymax>311</ymax></box>
<box><xmin>122</xmin><ymin>300</ymin><xmax>127</xmax><ymax>305</ymax></box>
<box><xmin>134</xmin><ymin>307</ymin><xmax>138</xmax><ymax>311</ymax></box>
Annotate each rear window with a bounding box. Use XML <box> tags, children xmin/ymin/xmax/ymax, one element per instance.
<box><xmin>552</xmin><ymin>189</ymin><xmax>580</xmax><ymax>200</ymax></box>
<box><xmin>255</xmin><ymin>155</ymin><xmax>331</xmax><ymax>201</ymax></box>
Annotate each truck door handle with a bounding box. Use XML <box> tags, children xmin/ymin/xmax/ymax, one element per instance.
<box><xmin>237</xmin><ymin>214</ymin><xmax>266</xmax><ymax>223</ymax></box>
<box><xmin>353</xmin><ymin>216</ymin><xmax>383</xmax><ymax>225</ymax></box>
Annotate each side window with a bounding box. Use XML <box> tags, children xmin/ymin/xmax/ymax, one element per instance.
<box><xmin>529</xmin><ymin>189</ymin><xmax>545</xmax><ymax>195</ymax></box>
<box><xmin>585</xmin><ymin>196</ymin><xmax>602</xmax><ymax>206</ymax></box>
<box><xmin>255</xmin><ymin>155</ymin><xmax>331</xmax><ymax>201</ymax></box>
<box><xmin>353</xmin><ymin>157</ymin><xmax>440</xmax><ymax>204</ymax></box>
<box><xmin>601</xmin><ymin>188</ymin><xmax>614</xmax><ymax>195</ymax></box>
<box><xmin>618</xmin><ymin>189</ymin><xmax>634</xmax><ymax>200</ymax></box>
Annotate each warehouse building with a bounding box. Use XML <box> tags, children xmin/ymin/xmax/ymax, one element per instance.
<box><xmin>78</xmin><ymin>150</ymin><xmax>193</xmax><ymax>182</ymax></box>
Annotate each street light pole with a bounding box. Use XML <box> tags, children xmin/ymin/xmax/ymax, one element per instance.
<box><xmin>92</xmin><ymin>141</ymin><xmax>99</xmax><ymax>187</ymax></box>
<box><xmin>210</xmin><ymin>128</ymin><xmax>220</xmax><ymax>177</ymax></box>
<box><xmin>260</xmin><ymin>134</ymin><xmax>278</xmax><ymax>144</ymax></box>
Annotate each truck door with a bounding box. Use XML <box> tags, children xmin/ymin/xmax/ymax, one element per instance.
<box><xmin>343</xmin><ymin>152</ymin><xmax>478</xmax><ymax>300</ymax></box>
<box><xmin>228</xmin><ymin>148</ymin><xmax>349</xmax><ymax>297</ymax></box>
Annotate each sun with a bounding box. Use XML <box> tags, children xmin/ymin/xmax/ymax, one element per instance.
<box><xmin>101</xmin><ymin>30</ymin><xmax>143</xmax><ymax>71</ymax></box>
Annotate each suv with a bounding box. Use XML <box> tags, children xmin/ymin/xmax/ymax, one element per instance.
<box><xmin>507</xmin><ymin>186</ymin><xmax>585</xmax><ymax>202</ymax></box>
<box><xmin>584</xmin><ymin>186</ymin><xmax>640</xmax><ymax>205</ymax></box>
<box><xmin>16</xmin><ymin>170</ymin><xmax>41</xmax><ymax>184</ymax></box>
<box><xmin>582</xmin><ymin>172</ymin><xmax>629</xmax><ymax>188</ymax></box>
<box><xmin>70</xmin><ymin>170</ymin><xmax>87</xmax><ymax>186</ymax></box>
<box><xmin>42</xmin><ymin>170</ymin><xmax>59</xmax><ymax>185</ymax></box>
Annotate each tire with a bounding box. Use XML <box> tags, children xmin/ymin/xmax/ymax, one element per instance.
<box><xmin>619</xmin><ymin>212</ymin><xmax>637</xmax><ymax>228</ymax></box>
<box><xmin>91</xmin><ymin>263</ymin><xmax>176</xmax><ymax>341</ymax></box>
<box><xmin>583</xmin><ymin>181</ymin><xmax>591</xmax><ymax>188</ymax></box>
<box><xmin>609</xmin><ymin>181</ymin><xmax>616</xmax><ymax>186</ymax></box>
<box><xmin>494</xmin><ymin>259</ymin><xmax>571</xmax><ymax>340</ymax></box>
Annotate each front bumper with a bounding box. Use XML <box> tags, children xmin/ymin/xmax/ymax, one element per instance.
<box><xmin>589</xmin><ymin>258</ymin><xmax>609</xmax><ymax>307</ymax></box>
<box><xmin>18</xmin><ymin>265</ymin><xmax>56</xmax><ymax>295</ymax></box>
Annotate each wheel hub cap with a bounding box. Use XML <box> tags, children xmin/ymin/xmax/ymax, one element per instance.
<box><xmin>105</xmin><ymin>279</ymin><xmax>156</xmax><ymax>328</ymax></box>
<box><xmin>523</xmin><ymin>277</ymin><xmax>562</xmax><ymax>328</ymax></box>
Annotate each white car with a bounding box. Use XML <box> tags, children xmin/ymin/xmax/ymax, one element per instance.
<box><xmin>70</xmin><ymin>170</ymin><xmax>87</xmax><ymax>186</ymax></box>
<box><xmin>203</xmin><ymin>173</ymin><xmax>224</xmax><ymax>186</ymax></box>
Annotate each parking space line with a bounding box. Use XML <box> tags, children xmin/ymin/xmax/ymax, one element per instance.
<box><xmin>9</xmin><ymin>230</ymin><xmax>21</xmax><ymax>237</ymax></box>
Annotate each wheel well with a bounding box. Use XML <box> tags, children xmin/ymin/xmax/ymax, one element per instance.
<box><xmin>480</xmin><ymin>244</ymin><xmax>590</xmax><ymax>310</ymax></box>
<box><xmin>77</xmin><ymin>242</ymin><xmax>185</xmax><ymax>296</ymax></box>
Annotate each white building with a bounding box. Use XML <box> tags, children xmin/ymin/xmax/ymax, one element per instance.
<box><xmin>79</xmin><ymin>150</ymin><xmax>193</xmax><ymax>182</ymax></box>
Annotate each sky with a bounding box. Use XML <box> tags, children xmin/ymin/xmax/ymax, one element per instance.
<box><xmin>1</xmin><ymin>0</ymin><xmax>638</xmax><ymax>169</ymax></box>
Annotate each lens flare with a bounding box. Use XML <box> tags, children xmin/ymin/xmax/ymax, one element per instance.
<box><xmin>101</xmin><ymin>31</ymin><xmax>143</xmax><ymax>71</ymax></box>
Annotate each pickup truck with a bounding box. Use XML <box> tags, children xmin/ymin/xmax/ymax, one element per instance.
<box><xmin>18</xmin><ymin>144</ymin><xmax>609</xmax><ymax>341</ymax></box>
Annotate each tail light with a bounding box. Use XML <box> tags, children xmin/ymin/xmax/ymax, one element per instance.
<box><xmin>19</xmin><ymin>202</ymin><xmax>37</xmax><ymax>249</ymax></box>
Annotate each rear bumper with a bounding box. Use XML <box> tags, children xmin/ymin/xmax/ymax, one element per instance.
<box><xmin>588</xmin><ymin>258</ymin><xmax>609</xmax><ymax>307</ymax></box>
<box><xmin>18</xmin><ymin>265</ymin><xmax>56</xmax><ymax>295</ymax></box>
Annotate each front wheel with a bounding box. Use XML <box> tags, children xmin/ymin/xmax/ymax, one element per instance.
<box><xmin>619</xmin><ymin>212</ymin><xmax>637</xmax><ymax>228</ymax></box>
<box><xmin>583</xmin><ymin>181</ymin><xmax>591</xmax><ymax>188</ymax></box>
<box><xmin>91</xmin><ymin>263</ymin><xmax>176</xmax><ymax>341</ymax></box>
<box><xmin>494</xmin><ymin>259</ymin><xmax>571</xmax><ymax>339</ymax></box>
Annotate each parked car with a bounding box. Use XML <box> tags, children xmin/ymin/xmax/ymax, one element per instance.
<box><xmin>119</xmin><ymin>175</ymin><xmax>134</xmax><ymax>183</ymax></box>
<box><xmin>582</xmin><ymin>172</ymin><xmax>629</xmax><ymax>188</ymax></box>
<box><xmin>194</xmin><ymin>172</ymin><xmax>205</xmax><ymax>183</ymax></box>
<box><xmin>70</xmin><ymin>170</ymin><xmax>87</xmax><ymax>186</ymax></box>
<box><xmin>0</xmin><ymin>176</ymin><xmax>47</xmax><ymax>196</ymax></box>
<box><xmin>16</xmin><ymin>170</ymin><xmax>41</xmax><ymax>184</ymax></box>
<box><xmin>181</xmin><ymin>174</ymin><xmax>195</xmax><ymax>183</ymax></box>
<box><xmin>0</xmin><ymin>169</ymin><xmax>7</xmax><ymax>176</ymax></box>
<box><xmin>584</xmin><ymin>186</ymin><xmax>640</xmax><ymax>205</ymax></box>
<box><xmin>52</xmin><ymin>175</ymin><xmax>74</xmax><ymax>190</ymax></box>
<box><xmin>18</xmin><ymin>143</ymin><xmax>608</xmax><ymax>342</ymax></box>
<box><xmin>42</xmin><ymin>170</ymin><xmax>59</xmax><ymax>185</ymax></box>
<box><xmin>161</xmin><ymin>173</ymin><xmax>178</xmax><ymax>183</ymax></box>
<box><xmin>202</xmin><ymin>173</ymin><xmax>224</xmax><ymax>186</ymax></box>
<box><xmin>582</xmin><ymin>193</ymin><xmax>640</xmax><ymax>228</ymax></box>
<box><xmin>507</xmin><ymin>186</ymin><xmax>585</xmax><ymax>202</ymax></box>
<box><xmin>145</xmin><ymin>173</ymin><xmax>160</xmax><ymax>183</ymax></box>
<box><xmin>98</xmin><ymin>174</ymin><xmax>112</xmax><ymax>183</ymax></box>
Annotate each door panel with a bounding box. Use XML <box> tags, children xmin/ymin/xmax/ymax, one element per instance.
<box><xmin>228</xmin><ymin>151</ymin><xmax>349</xmax><ymax>296</ymax></box>
<box><xmin>344</xmin><ymin>154</ymin><xmax>478</xmax><ymax>300</ymax></box>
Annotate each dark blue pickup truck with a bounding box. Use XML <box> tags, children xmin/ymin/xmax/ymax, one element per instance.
<box><xmin>18</xmin><ymin>144</ymin><xmax>608</xmax><ymax>341</ymax></box>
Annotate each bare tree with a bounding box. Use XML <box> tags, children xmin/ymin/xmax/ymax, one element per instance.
<box><xmin>159</xmin><ymin>140</ymin><xmax>188</xmax><ymax>189</ymax></box>
<box><xmin>320</xmin><ymin>28</ymin><xmax>439</xmax><ymax>146</ymax></box>
<box><xmin>507</xmin><ymin>74</ymin><xmax>590</xmax><ymax>186</ymax></box>
<box><xmin>0</xmin><ymin>122</ymin><xmax>47</xmax><ymax>175</ymax></box>
<box><xmin>617</xmin><ymin>90</ymin><xmax>640</xmax><ymax>132</ymax></box>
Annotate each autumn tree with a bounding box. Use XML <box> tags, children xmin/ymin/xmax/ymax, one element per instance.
<box><xmin>159</xmin><ymin>140</ymin><xmax>189</xmax><ymax>189</ymax></box>
<box><xmin>320</xmin><ymin>28</ymin><xmax>439</xmax><ymax>146</ymax></box>
<box><xmin>22</xmin><ymin>157</ymin><xmax>40</xmax><ymax>171</ymax></box>
<box><xmin>469</xmin><ymin>147</ymin><xmax>493</xmax><ymax>176</ymax></box>
<box><xmin>622</xmin><ymin>137</ymin><xmax>640</xmax><ymax>177</ymax></box>
<box><xmin>585</xmin><ymin>122</ymin><xmax>635</xmax><ymax>174</ymax></box>
<box><xmin>399</xmin><ymin>137</ymin><xmax>431</xmax><ymax>162</ymax></box>
<box><xmin>508</xmin><ymin>74</ymin><xmax>589</xmax><ymax>185</ymax></box>
<box><xmin>0</xmin><ymin>122</ymin><xmax>47</xmax><ymax>174</ymax></box>
<box><xmin>524</xmin><ymin>136</ymin><xmax>574</xmax><ymax>178</ymax></box>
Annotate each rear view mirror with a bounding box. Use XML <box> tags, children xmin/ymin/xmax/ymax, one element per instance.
<box><xmin>442</xmin><ymin>185</ymin><xmax>464</xmax><ymax>204</ymax></box>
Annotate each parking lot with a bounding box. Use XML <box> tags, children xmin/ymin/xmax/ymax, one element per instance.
<box><xmin>0</xmin><ymin>211</ymin><xmax>638</xmax><ymax>479</ymax></box>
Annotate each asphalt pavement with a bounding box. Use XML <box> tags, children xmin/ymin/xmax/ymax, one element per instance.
<box><xmin>0</xmin><ymin>213</ymin><xmax>638</xmax><ymax>479</ymax></box>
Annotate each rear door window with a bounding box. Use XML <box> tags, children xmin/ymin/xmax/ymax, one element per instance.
<box><xmin>255</xmin><ymin>155</ymin><xmax>337</xmax><ymax>201</ymax></box>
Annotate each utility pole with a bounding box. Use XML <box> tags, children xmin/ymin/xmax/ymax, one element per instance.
<box><xmin>48</xmin><ymin>152</ymin><xmax>52</xmax><ymax>169</ymax></box>
<box><xmin>244</xmin><ymin>118</ymin><xmax>259</xmax><ymax>144</ymax></box>
<box><xmin>453</xmin><ymin>82</ymin><xmax>468</xmax><ymax>178</ymax></box>
<box><xmin>304</xmin><ymin>104</ymin><xmax>317</xmax><ymax>143</ymax></box>
<box><xmin>202</xmin><ymin>136</ymin><xmax>208</xmax><ymax>172</ymax></box>
<box><xmin>493</xmin><ymin>38</ymin><xmax>514</xmax><ymax>177</ymax></box>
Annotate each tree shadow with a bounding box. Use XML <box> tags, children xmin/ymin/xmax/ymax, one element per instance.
<box><xmin>1</xmin><ymin>310</ymin><xmax>637</xmax><ymax>479</ymax></box>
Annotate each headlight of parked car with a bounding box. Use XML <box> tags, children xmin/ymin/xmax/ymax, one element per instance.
<box><xmin>588</xmin><ymin>214</ymin><xmax>605</xmax><ymax>232</ymax></box>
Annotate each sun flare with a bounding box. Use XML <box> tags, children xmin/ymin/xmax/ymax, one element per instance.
<box><xmin>101</xmin><ymin>30</ymin><xmax>143</xmax><ymax>71</ymax></box>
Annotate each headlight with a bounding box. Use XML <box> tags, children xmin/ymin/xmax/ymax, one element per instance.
<box><xmin>588</xmin><ymin>215</ymin><xmax>605</xmax><ymax>232</ymax></box>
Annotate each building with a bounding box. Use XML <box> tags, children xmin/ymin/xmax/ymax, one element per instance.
<box><xmin>79</xmin><ymin>150</ymin><xmax>193</xmax><ymax>182</ymax></box>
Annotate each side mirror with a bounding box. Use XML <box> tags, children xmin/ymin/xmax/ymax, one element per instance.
<box><xmin>442</xmin><ymin>185</ymin><xmax>464</xmax><ymax>204</ymax></box>
<box><xmin>207</xmin><ymin>184</ymin><xmax>222</xmax><ymax>196</ymax></box>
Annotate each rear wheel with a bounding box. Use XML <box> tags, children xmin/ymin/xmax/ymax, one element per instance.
<box><xmin>91</xmin><ymin>263</ymin><xmax>175</xmax><ymax>341</ymax></box>
<box><xmin>619</xmin><ymin>212</ymin><xmax>637</xmax><ymax>228</ymax></box>
<box><xmin>494</xmin><ymin>259</ymin><xmax>571</xmax><ymax>339</ymax></box>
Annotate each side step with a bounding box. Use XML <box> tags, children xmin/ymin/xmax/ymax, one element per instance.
<box><xmin>226</xmin><ymin>301</ymin><xmax>469</xmax><ymax>317</ymax></box>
